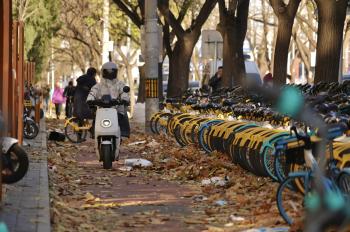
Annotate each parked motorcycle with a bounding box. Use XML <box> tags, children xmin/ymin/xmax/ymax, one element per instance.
<box><xmin>23</xmin><ymin>108</ymin><xmax>39</xmax><ymax>139</ymax></box>
<box><xmin>87</xmin><ymin>86</ymin><xmax>130</xmax><ymax>169</ymax></box>
<box><xmin>0</xmin><ymin>115</ymin><xmax>29</xmax><ymax>184</ymax></box>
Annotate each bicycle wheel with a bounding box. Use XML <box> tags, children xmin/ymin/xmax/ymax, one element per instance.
<box><xmin>190</xmin><ymin>119</ymin><xmax>208</xmax><ymax>144</ymax></box>
<box><xmin>263</xmin><ymin>147</ymin><xmax>279</xmax><ymax>181</ymax></box>
<box><xmin>262</xmin><ymin>134</ymin><xmax>290</xmax><ymax>181</ymax></box>
<box><xmin>155</xmin><ymin>113</ymin><xmax>172</xmax><ymax>135</ymax></box>
<box><xmin>337</xmin><ymin>170</ymin><xmax>350</xmax><ymax>194</ymax></box>
<box><xmin>174</xmin><ymin>124</ymin><xmax>187</xmax><ymax>147</ymax></box>
<box><xmin>240</xmin><ymin>146</ymin><xmax>258</xmax><ymax>174</ymax></box>
<box><xmin>275</xmin><ymin>149</ymin><xmax>292</xmax><ymax>183</ymax></box>
<box><xmin>276</xmin><ymin>175</ymin><xmax>305</xmax><ymax>225</ymax></box>
<box><xmin>198</xmin><ymin>120</ymin><xmax>223</xmax><ymax>153</ymax></box>
<box><xmin>65</xmin><ymin>119</ymin><xmax>88</xmax><ymax>143</ymax></box>
<box><xmin>250</xmin><ymin>149</ymin><xmax>269</xmax><ymax>177</ymax></box>
<box><xmin>150</xmin><ymin>113</ymin><xmax>161</xmax><ymax>134</ymax></box>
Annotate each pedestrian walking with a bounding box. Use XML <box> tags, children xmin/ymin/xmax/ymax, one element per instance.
<box><xmin>52</xmin><ymin>83</ymin><xmax>65</xmax><ymax>119</ymax></box>
<box><xmin>42</xmin><ymin>85</ymin><xmax>51</xmax><ymax>113</ymax></box>
<box><xmin>63</xmin><ymin>81</ymin><xmax>76</xmax><ymax>118</ymax></box>
<box><xmin>263</xmin><ymin>73</ymin><xmax>273</xmax><ymax>88</ymax></box>
<box><xmin>73</xmin><ymin>67</ymin><xmax>97</xmax><ymax>120</ymax></box>
<box><xmin>209</xmin><ymin>66</ymin><xmax>223</xmax><ymax>93</ymax></box>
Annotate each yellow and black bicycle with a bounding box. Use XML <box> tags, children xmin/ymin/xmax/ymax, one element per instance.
<box><xmin>64</xmin><ymin>117</ymin><xmax>92</xmax><ymax>143</ymax></box>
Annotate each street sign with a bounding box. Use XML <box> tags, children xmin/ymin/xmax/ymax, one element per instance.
<box><xmin>201</xmin><ymin>30</ymin><xmax>223</xmax><ymax>60</ymax></box>
<box><xmin>103</xmin><ymin>41</ymin><xmax>114</xmax><ymax>52</ymax></box>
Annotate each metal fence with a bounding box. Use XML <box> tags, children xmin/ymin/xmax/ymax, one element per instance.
<box><xmin>1</xmin><ymin>0</ymin><xmax>36</xmax><ymax>199</ymax></box>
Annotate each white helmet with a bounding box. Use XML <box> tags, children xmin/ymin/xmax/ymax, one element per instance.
<box><xmin>101</xmin><ymin>62</ymin><xmax>118</xmax><ymax>80</ymax></box>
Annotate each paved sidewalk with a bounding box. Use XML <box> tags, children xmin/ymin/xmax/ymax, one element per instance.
<box><xmin>0</xmin><ymin>120</ymin><xmax>50</xmax><ymax>232</ymax></box>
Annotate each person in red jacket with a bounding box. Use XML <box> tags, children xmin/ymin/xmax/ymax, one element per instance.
<box><xmin>263</xmin><ymin>73</ymin><xmax>273</xmax><ymax>88</ymax></box>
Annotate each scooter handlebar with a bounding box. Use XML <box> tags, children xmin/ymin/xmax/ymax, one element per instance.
<box><xmin>87</xmin><ymin>99</ymin><xmax>129</xmax><ymax>108</ymax></box>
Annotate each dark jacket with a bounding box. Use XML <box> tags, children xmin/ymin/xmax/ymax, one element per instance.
<box><xmin>64</xmin><ymin>86</ymin><xmax>76</xmax><ymax>103</ymax></box>
<box><xmin>73</xmin><ymin>74</ymin><xmax>97</xmax><ymax>119</ymax></box>
<box><xmin>208</xmin><ymin>74</ymin><xmax>222</xmax><ymax>92</ymax></box>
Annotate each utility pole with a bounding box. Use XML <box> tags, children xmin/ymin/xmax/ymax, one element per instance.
<box><xmin>102</xmin><ymin>0</ymin><xmax>110</xmax><ymax>64</ymax></box>
<box><xmin>145</xmin><ymin>0</ymin><xmax>159</xmax><ymax>132</ymax></box>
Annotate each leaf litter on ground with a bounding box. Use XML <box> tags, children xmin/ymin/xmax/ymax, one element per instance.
<box><xmin>47</xmin><ymin>119</ymin><xmax>296</xmax><ymax>231</ymax></box>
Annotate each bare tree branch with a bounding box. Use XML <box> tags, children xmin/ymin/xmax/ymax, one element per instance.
<box><xmin>112</xmin><ymin>0</ymin><xmax>143</xmax><ymax>28</ymax></box>
<box><xmin>158</xmin><ymin>0</ymin><xmax>186</xmax><ymax>38</ymax></box>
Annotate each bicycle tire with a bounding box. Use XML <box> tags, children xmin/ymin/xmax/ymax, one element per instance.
<box><xmin>274</xmin><ymin>149</ymin><xmax>289</xmax><ymax>183</ymax></box>
<box><xmin>263</xmin><ymin>147</ymin><xmax>279</xmax><ymax>181</ymax></box>
<box><xmin>174</xmin><ymin>124</ymin><xmax>187</xmax><ymax>147</ymax></box>
<box><xmin>150</xmin><ymin>113</ymin><xmax>161</xmax><ymax>134</ymax></box>
<box><xmin>250</xmin><ymin>149</ymin><xmax>269</xmax><ymax>177</ymax></box>
<box><xmin>337</xmin><ymin>170</ymin><xmax>350</xmax><ymax>194</ymax></box>
<box><xmin>240</xmin><ymin>146</ymin><xmax>258</xmax><ymax>174</ymax></box>
<box><xmin>65</xmin><ymin>120</ymin><xmax>88</xmax><ymax>143</ymax></box>
<box><xmin>276</xmin><ymin>175</ymin><xmax>304</xmax><ymax>225</ymax></box>
<box><xmin>155</xmin><ymin>113</ymin><xmax>172</xmax><ymax>135</ymax></box>
<box><xmin>198</xmin><ymin>120</ymin><xmax>223</xmax><ymax>153</ymax></box>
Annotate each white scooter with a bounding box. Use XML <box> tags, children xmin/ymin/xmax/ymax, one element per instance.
<box><xmin>88</xmin><ymin>86</ymin><xmax>130</xmax><ymax>169</ymax></box>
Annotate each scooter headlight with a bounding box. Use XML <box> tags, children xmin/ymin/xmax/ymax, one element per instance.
<box><xmin>101</xmin><ymin>119</ymin><xmax>112</xmax><ymax>128</ymax></box>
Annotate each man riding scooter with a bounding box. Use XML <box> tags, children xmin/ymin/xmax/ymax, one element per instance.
<box><xmin>87</xmin><ymin>62</ymin><xmax>131</xmax><ymax>169</ymax></box>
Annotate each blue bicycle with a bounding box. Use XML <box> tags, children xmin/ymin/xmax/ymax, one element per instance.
<box><xmin>276</xmin><ymin>125</ymin><xmax>350</xmax><ymax>225</ymax></box>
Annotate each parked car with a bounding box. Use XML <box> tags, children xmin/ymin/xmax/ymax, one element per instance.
<box><xmin>245</xmin><ymin>61</ymin><xmax>262</xmax><ymax>85</ymax></box>
<box><xmin>342</xmin><ymin>74</ymin><xmax>350</xmax><ymax>83</ymax></box>
<box><xmin>162</xmin><ymin>60</ymin><xmax>261</xmax><ymax>96</ymax></box>
<box><xmin>163</xmin><ymin>81</ymin><xmax>199</xmax><ymax>96</ymax></box>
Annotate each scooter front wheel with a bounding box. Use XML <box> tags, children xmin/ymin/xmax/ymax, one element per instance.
<box><xmin>2</xmin><ymin>144</ymin><xmax>29</xmax><ymax>184</ymax></box>
<box><xmin>101</xmin><ymin>144</ymin><xmax>113</xmax><ymax>169</ymax></box>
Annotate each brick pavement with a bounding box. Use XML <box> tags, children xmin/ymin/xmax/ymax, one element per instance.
<box><xmin>0</xmin><ymin>120</ymin><xmax>50</xmax><ymax>232</ymax></box>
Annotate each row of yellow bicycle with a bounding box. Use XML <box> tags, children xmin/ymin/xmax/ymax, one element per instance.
<box><xmin>150</xmin><ymin>112</ymin><xmax>350</xmax><ymax>192</ymax></box>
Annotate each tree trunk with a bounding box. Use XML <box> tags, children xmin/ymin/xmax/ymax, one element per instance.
<box><xmin>217</xmin><ymin>0</ymin><xmax>250</xmax><ymax>88</ymax></box>
<box><xmin>273</xmin><ymin>18</ymin><xmax>294</xmax><ymax>85</ymax></box>
<box><xmin>261</xmin><ymin>0</ymin><xmax>271</xmax><ymax>72</ymax></box>
<box><xmin>270</xmin><ymin>0</ymin><xmax>301</xmax><ymax>86</ymax></box>
<box><xmin>219</xmin><ymin>26</ymin><xmax>246</xmax><ymax>87</ymax></box>
<box><xmin>137</xmin><ymin>65</ymin><xmax>146</xmax><ymax>103</ymax></box>
<box><xmin>158</xmin><ymin>0</ymin><xmax>217</xmax><ymax>97</ymax></box>
<box><xmin>314</xmin><ymin>0</ymin><xmax>348</xmax><ymax>83</ymax></box>
<box><xmin>167</xmin><ymin>39</ymin><xmax>194</xmax><ymax>98</ymax></box>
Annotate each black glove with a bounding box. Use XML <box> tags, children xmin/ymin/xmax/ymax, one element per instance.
<box><xmin>121</xmin><ymin>100</ymin><xmax>130</xmax><ymax>106</ymax></box>
<box><xmin>87</xmin><ymin>100</ymin><xmax>94</xmax><ymax>107</ymax></box>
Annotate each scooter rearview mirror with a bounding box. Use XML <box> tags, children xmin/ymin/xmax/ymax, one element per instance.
<box><xmin>123</xmin><ymin>86</ymin><xmax>130</xmax><ymax>93</ymax></box>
